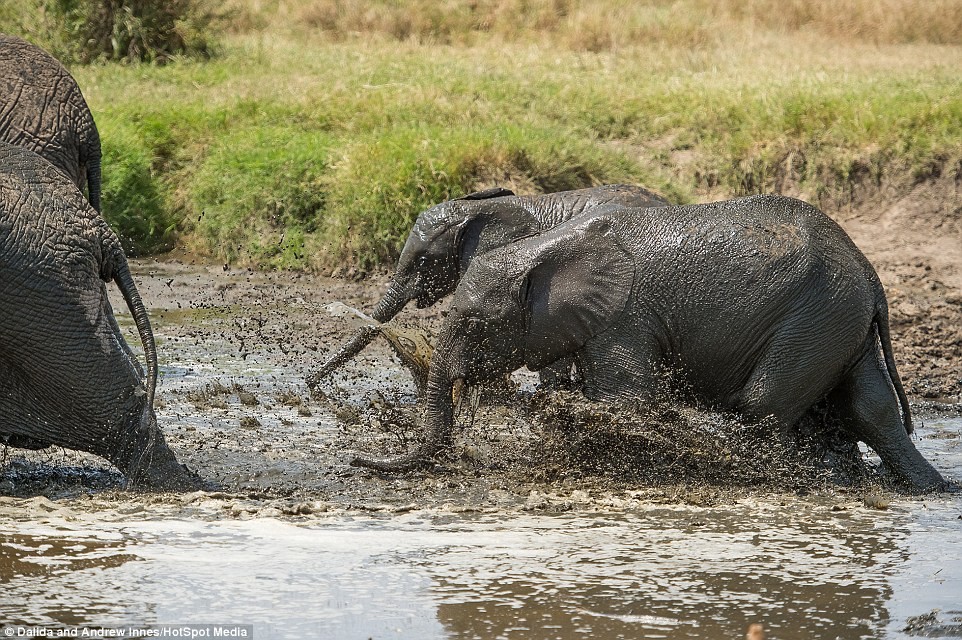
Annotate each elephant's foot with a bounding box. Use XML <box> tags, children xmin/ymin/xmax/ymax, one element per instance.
<box><xmin>109</xmin><ymin>418</ymin><xmax>206</xmax><ymax>492</ymax></box>
<box><xmin>897</xmin><ymin>463</ymin><xmax>952</xmax><ymax>494</ymax></box>
<box><xmin>1</xmin><ymin>433</ymin><xmax>52</xmax><ymax>450</ymax></box>
<box><xmin>126</xmin><ymin>456</ymin><xmax>207</xmax><ymax>492</ymax></box>
<box><xmin>536</xmin><ymin>357</ymin><xmax>576</xmax><ymax>390</ymax></box>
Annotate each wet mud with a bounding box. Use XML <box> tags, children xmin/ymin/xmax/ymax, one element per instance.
<box><xmin>0</xmin><ymin>259</ymin><xmax>916</xmax><ymax>507</ymax></box>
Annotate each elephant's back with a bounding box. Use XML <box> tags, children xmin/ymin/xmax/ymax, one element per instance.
<box><xmin>614</xmin><ymin>194</ymin><xmax>870</xmax><ymax>277</ymax></box>
<box><xmin>613</xmin><ymin>194</ymin><xmax>879</xmax><ymax>398</ymax></box>
<box><xmin>0</xmin><ymin>34</ymin><xmax>90</xmax><ymax>184</ymax></box>
<box><xmin>0</xmin><ymin>35</ymin><xmax>77</xmax><ymax>95</ymax></box>
<box><xmin>0</xmin><ymin>142</ymin><xmax>92</xmax><ymax>209</ymax></box>
<box><xmin>0</xmin><ymin>143</ymin><xmax>102</xmax><ymax>278</ymax></box>
<box><xmin>516</xmin><ymin>184</ymin><xmax>671</xmax><ymax>229</ymax></box>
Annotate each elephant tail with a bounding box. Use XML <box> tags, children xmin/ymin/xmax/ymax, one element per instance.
<box><xmin>80</xmin><ymin>117</ymin><xmax>103</xmax><ymax>213</ymax></box>
<box><xmin>111</xmin><ymin>251</ymin><xmax>158</xmax><ymax>411</ymax></box>
<box><xmin>86</xmin><ymin>153</ymin><xmax>102</xmax><ymax>213</ymax></box>
<box><xmin>874</xmin><ymin>295</ymin><xmax>913</xmax><ymax>434</ymax></box>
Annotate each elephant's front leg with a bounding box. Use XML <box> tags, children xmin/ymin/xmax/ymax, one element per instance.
<box><xmin>576</xmin><ymin>331</ymin><xmax>664</xmax><ymax>403</ymax></box>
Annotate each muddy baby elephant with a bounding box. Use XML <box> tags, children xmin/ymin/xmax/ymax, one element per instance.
<box><xmin>307</xmin><ymin>184</ymin><xmax>668</xmax><ymax>388</ymax></box>
<box><xmin>352</xmin><ymin>194</ymin><xmax>949</xmax><ymax>493</ymax></box>
<box><xmin>0</xmin><ymin>34</ymin><xmax>102</xmax><ymax>211</ymax></box>
<box><xmin>0</xmin><ymin>143</ymin><xmax>198</xmax><ymax>490</ymax></box>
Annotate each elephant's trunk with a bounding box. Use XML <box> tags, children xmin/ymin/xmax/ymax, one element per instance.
<box><xmin>351</xmin><ymin>335</ymin><xmax>459</xmax><ymax>472</ymax></box>
<box><xmin>307</xmin><ymin>284</ymin><xmax>410</xmax><ymax>388</ymax></box>
<box><xmin>86</xmin><ymin>153</ymin><xmax>102</xmax><ymax>213</ymax></box>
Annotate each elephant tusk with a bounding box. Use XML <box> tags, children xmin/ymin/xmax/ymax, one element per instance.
<box><xmin>452</xmin><ymin>377</ymin><xmax>466</xmax><ymax>407</ymax></box>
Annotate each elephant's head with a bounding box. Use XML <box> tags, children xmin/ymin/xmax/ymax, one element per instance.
<box><xmin>351</xmin><ymin>215</ymin><xmax>636</xmax><ymax>471</ymax></box>
<box><xmin>390</xmin><ymin>187</ymin><xmax>536</xmax><ymax>311</ymax></box>
<box><xmin>308</xmin><ymin>187</ymin><xmax>544</xmax><ymax>387</ymax></box>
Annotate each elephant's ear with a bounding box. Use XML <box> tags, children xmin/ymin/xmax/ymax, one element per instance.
<box><xmin>457</xmin><ymin>186</ymin><xmax>515</xmax><ymax>200</ymax></box>
<box><xmin>519</xmin><ymin>217</ymin><xmax>634</xmax><ymax>370</ymax></box>
<box><xmin>453</xmin><ymin>204</ymin><xmax>541</xmax><ymax>271</ymax></box>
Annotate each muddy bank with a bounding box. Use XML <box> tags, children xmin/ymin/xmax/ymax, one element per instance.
<box><xmin>827</xmin><ymin>170</ymin><xmax>962</xmax><ymax>401</ymax></box>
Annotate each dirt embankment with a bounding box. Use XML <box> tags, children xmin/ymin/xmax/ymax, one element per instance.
<box><xmin>816</xmin><ymin>165</ymin><xmax>962</xmax><ymax>401</ymax></box>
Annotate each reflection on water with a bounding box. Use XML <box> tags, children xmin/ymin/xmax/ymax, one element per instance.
<box><xmin>430</xmin><ymin>510</ymin><xmax>902</xmax><ymax>639</ymax></box>
<box><xmin>0</xmin><ymin>528</ymin><xmax>139</xmax><ymax>626</ymax></box>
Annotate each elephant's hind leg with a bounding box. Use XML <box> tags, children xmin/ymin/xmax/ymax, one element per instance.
<box><xmin>733</xmin><ymin>341</ymin><xmax>840</xmax><ymax>431</ymax></box>
<box><xmin>828</xmin><ymin>338</ymin><xmax>947</xmax><ymax>493</ymax></box>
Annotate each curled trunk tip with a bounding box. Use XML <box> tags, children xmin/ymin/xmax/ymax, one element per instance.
<box><xmin>350</xmin><ymin>371</ymin><xmax>460</xmax><ymax>473</ymax></box>
<box><xmin>349</xmin><ymin>442</ymin><xmax>440</xmax><ymax>472</ymax></box>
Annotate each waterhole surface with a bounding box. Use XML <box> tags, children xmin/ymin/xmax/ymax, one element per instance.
<box><xmin>3</xmin><ymin>419</ymin><xmax>960</xmax><ymax>639</ymax></box>
<box><xmin>1</xmin><ymin>263</ymin><xmax>960</xmax><ymax>639</ymax></box>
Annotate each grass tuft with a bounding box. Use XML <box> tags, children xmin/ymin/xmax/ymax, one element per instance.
<box><xmin>98</xmin><ymin>119</ymin><xmax>174</xmax><ymax>255</ymax></box>
<box><xmin>188</xmin><ymin>126</ymin><xmax>332</xmax><ymax>269</ymax></box>
<box><xmin>315</xmin><ymin>124</ymin><xmax>646</xmax><ymax>272</ymax></box>
<box><xmin>264</xmin><ymin>0</ymin><xmax>962</xmax><ymax>48</ymax></box>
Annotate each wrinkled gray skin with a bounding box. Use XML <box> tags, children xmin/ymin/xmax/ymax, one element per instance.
<box><xmin>307</xmin><ymin>184</ymin><xmax>668</xmax><ymax>388</ymax></box>
<box><xmin>0</xmin><ymin>143</ymin><xmax>198</xmax><ymax>490</ymax></box>
<box><xmin>352</xmin><ymin>194</ymin><xmax>949</xmax><ymax>493</ymax></box>
<box><xmin>0</xmin><ymin>34</ymin><xmax>102</xmax><ymax>212</ymax></box>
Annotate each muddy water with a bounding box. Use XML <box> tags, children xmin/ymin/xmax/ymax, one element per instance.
<box><xmin>1</xmin><ymin>436</ymin><xmax>962</xmax><ymax>640</ymax></box>
<box><xmin>2</xmin><ymin>262</ymin><xmax>962</xmax><ymax>639</ymax></box>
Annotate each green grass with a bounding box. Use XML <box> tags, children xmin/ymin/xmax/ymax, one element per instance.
<box><xmin>6</xmin><ymin>3</ymin><xmax>960</xmax><ymax>269</ymax></box>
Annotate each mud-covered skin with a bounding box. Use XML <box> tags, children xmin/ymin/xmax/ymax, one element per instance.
<box><xmin>308</xmin><ymin>184</ymin><xmax>669</xmax><ymax>387</ymax></box>
<box><xmin>353</xmin><ymin>194</ymin><xmax>948</xmax><ymax>493</ymax></box>
<box><xmin>0</xmin><ymin>143</ymin><xmax>197</xmax><ymax>491</ymax></box>
<box><xmin>0</xmin><ymin>34</ymin><xmax>102</xmax><ymax>211</ymax></box>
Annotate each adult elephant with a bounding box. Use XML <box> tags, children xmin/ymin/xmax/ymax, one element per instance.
<box><xmin>351</xmin><ymin>194</ymin><xmax>949</xmax><ymax>493</ymax></box>
<box><xmin>306</xmin><ymin>184</ymin><xmax>668</xmax><ymax>388</ymax></box>
<box><xmin>0</xmin><ymin>34</ymin><xmax>102</xmax><ymax>211</ymax></box>
<box><xmin>0</xmin><ymin>143</ymin><xmax>197</xmax><ymax>490</ymax></box>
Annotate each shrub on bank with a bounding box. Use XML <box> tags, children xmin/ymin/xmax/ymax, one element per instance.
<box><xmin>0</xmin><ymin>0</ymin><xmax>226</xmax><ymax>63</ymax></box>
